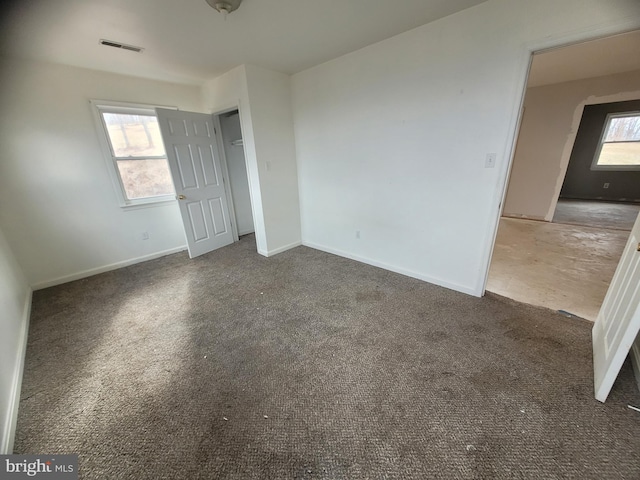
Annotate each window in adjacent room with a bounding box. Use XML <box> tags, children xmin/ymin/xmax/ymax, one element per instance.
<box><xmin>93</xmin><ymin>101</ymin><xmax>175</xmax><ymax>206</ymax></box>
<box><xmin>592</xmin><ymin>112</ymin><xmax>640</xmax><ymax>170</ymax></box>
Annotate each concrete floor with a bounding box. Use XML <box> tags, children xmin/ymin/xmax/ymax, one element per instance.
<box><xmin>553</xmin><ymin>199</ymin><xmax>640</xmax><ymax>231</ymax></box>
<box><xmin>487</xmin><ymin>217</ymin><xmax>630</xmax><ymax>321</ymax></box>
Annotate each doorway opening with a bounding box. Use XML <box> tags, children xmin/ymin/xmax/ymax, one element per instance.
<box><xmin>217</xmin><ymin>109</ymin><xmax>255</xmax><ymax>238</ymax></box>
<box><xmin>486</xmin><ymin>30</ymin><xmax>640</xmax><ymax>322</ymax></box>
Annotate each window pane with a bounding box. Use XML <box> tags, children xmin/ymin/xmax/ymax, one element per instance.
<box><xmin>597</xmin><ymin>142</ymin><xmax>640</xmax><ymax>166</ymax></box>
<box><xmin>116</xmin><ymin>159</ymin><xmax>175</xmax><ymax>199</ymax></box>
<box><xmin>603</xmin><ymin>115</ymin><xmax>640</xmax><ymax>142</ymax></box>
<box><xmin>102</xmin><ymin>113</ymin><xmax>166</xmax><ymax>157</ymax></box>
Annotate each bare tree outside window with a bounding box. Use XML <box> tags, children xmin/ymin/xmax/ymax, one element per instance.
<box><xmin>603</xmin><ymin>115</ymin><xmax>640</xmax><ymax>142</ymax></box>
<box><xmin>100</xmin><ymin>111</ymin><xmax>175</xmax><ymax>200</ymax></box>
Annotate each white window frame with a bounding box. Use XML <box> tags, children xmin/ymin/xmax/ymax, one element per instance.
<box><xmin>591</xmin><ymin>111</ymin><xmax>640</xmax><ymax>172</ymax></box>
<box><xmin>91</xmin><ymin>99</ymin><xmax>178</xmax><ymax>208</ymax></box>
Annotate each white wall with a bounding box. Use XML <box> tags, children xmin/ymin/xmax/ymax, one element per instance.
<box><xmin>292</xmin><ymin>0</ymin><xmax>640</xmax><ymax>296</ymax></box>
<box><xmin>244</xmin><ymin>65</ymin><xmax>301</xmax><ymax>254</ymax></box>
<box><xmin>202</xmin><ymin>64</ymin><xmax>301</xmax><ymax>256</ymax></box>
<box><xmin>504</xmin><ymin>69</ymin><xmax>640</xmax><ymax>221</ymax></box>
<box><xmin>0</xmin><ymin>226</ymin><xmax>31</xmax><ymax>453</ymax></box>
<box><xmin>0</xmin><ymin>58</ymin><xmax>204</xmax><ymax>288</ymax></box>
<box><xmin>202</xmin><ymin>65</ymin><xmax>269</xmax><ymax>254</ymax></box>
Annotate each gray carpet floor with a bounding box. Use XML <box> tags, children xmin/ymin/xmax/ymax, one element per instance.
<box><xmin>15</xmin><ymin>235</ymin><xmax>640</xmax><ymax>479</ymax></box>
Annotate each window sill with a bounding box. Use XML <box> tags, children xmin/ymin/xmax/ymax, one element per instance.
<box><xmin>120</xmin><ymin>197</ymin><xmax>177</xmax><ymax>211</ymax></box>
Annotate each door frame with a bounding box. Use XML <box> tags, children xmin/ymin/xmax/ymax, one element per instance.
<box><xmin>216</xmin><ymin>109</ymin><xmax>255</xmax><ymax>237</ymax></box>
<box><xmin>212</xmin><ymin>111</ymin><xmax>240</xmax><ymax>243</ymax></box>
<box><xmin>480</xmin><ymin>27</ymin><xmax>640</xmax><ymax>297</ymax></box>
<box><xmin>209</xmin><ymin>102</ymin><xmax>261</xmax><ymax>250</ymax></box>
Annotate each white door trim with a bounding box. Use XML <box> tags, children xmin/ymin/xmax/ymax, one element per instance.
<box><xmin>209</xmin><ymin>101</ymin><xmax>267</xmax><ymax>254</ymax></box>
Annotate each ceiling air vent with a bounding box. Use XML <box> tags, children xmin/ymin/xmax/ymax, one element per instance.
<box><xmin>99</xmin><ymin>39</ymin><xmax>144</xmax><ymax>53</ymax></box>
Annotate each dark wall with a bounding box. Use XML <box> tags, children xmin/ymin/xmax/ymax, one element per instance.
<box><xmin>560</xmin><ymin>99</ymin><xmax>640</xmax><ymax>202</ymax></box>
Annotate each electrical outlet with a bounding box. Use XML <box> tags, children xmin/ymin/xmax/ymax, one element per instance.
<box><xmin>603</xmin><ymin>183</ymin><xmax>610</xmax><ymax>189</ymax></box>
<box><xmin>141</xmin><ymin>231</ymin><xmax>149</xmax><ymax>240</ymax></box>
<box><xmin>485</xmin><ymin>153</ymin><xmax>496</xmax><ymax>168</ymax></box>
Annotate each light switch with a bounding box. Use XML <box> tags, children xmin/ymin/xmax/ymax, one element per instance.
<box><xmin>485</xmin><ymin>153</ymin><xmax>496</xmax><ymax>168</ymax></box>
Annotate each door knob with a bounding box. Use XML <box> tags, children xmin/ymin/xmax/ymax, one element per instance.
<box><xmin>178</xmin><ymin>195</ymin><xmax>186</xmax><ymax>200</ymax></box>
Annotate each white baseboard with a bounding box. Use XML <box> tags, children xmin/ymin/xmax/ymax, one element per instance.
<box><xmin>631</xmin><ymin>337</ymin><xmax>640</xmax><ymax>395</ymax></box>
<box><xmin>263</xmin><ymin>241</ymin><xmax>302</xmax><ymax>257</ymax></box>
<box><xmin>31</xmin><ymin>246</ymin><xmax>188</xmax><ymax>290</ymax></box>
<box><xmin>302</xmin><ymin>240</ymin><xmax>477</xmax><ymax>297</ymax></box>
<box><xmin>1</xmin><ymin>289</ymin><xmax>32</xmax><ymax>454</ymax></box>
<box><xmin>502</xmin><ymin>213</ymin><xmax>547</xmax><ymax>222</ymax></box>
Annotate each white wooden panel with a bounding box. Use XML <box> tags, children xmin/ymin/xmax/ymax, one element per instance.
<box><xmin>168</xmin><ymin>119</ymin><xmax>188</xmax><ymax>137</ymax></box>
<box><xmin>157</xmin><ymin>107</ymin><xmax>234</xmax><ymax>258</ymax></box>
<box><xmin>604</xmin><ymin>258</ymin><xmax>640</xmax><ymax>349</ymax></box>
<box><xmin>174</xmin><ymin>145</ymin><xmax>198</xmax><ymax>190</ymax></box>
<box><xmin>192</xmin><ymin>119</ymin><xmax>212</xmax><ymax>138</ymax></box>
<box><xmin>187</xmin><ymin>202</ymin><xmax>208</xmax><ymax>242</ymax></box>
<box><xmin>198</xmin><ymin>145</ymin><xmax>220</xmax><ymax>187</ymax></box>
<box><xmin>593</xmin><ymin>213</ymin><xmax>640</xmax><ymax>402</ymax></box>
<box><xmin>209</xmin><ymin>198</ymin><xmax>227</xmax><ymax>236</ymax></box>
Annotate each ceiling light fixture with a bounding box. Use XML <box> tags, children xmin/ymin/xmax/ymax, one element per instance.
<box><xmin>206</xmin><ymin>0</ymin><xmax>243</xmax><ymax>19</ymax></box>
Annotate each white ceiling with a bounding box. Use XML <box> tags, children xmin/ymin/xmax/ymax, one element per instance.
<box><xmin>0</xmin><ymin>0</ymin><xmax>488</xmax><ymax>85</ymax></box>
<box><xmin>528</xmin><ymin>30</ymin><xmax>640</xmax><ymax>88</ymax></box>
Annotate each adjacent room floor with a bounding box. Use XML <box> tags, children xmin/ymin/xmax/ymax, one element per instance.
<box><xmin>488</xmin><ymin>200</ymin><xmax>639</xmax><ymax>321</ymax></box>
<box><xmin>15</xmin><ymin>235</ymin><xmax>640</xmax><ymax>479</ymax></box>
<box><xmin>552</xmin><ymin>199</ymin><xmax>640</xmax><ymax>231</ymax></box>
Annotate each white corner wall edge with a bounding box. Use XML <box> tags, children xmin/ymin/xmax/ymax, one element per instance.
<box><xmin>1</xmin><ymin>290</ymin><xmax>32</xmax><ymax>454</ymax></box>
<box><xmin>31</xmin><ymin>246</ymin><xmax>187</xmax><ymax>290</ymax></box>
<box><xmin>261</xmin><ymin>241</ymin><xmax>302</xmax><ymax>258</ymax></box>
<box><xmin>303</xmin><ymin>241</ymin><xmax>477</xmax><ymax>297</ymax></box>
<box><xmin>631</xmin><ymin>337</ymin><xmax>640</xmax><ymax>394</ymax></box>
